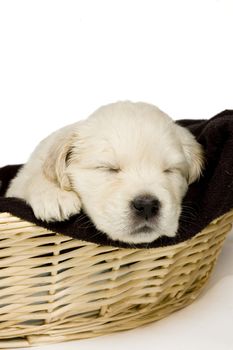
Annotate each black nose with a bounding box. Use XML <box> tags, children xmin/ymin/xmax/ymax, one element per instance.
<box><xmin>131</xmin><ymin>195</ymin><xmax>160</xmax><ymax>220</ymax></box>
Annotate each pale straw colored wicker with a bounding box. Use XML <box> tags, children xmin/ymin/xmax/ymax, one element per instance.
<box><xmin>0</xmin><ymin>210</ymin><xmax>232</xmax><ymax>348</ymax></box>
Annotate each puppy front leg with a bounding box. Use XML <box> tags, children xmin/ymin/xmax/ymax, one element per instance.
<box><xmin>6</xmin><ymin>123</ymin><xmax>82</xmax><ymax>222</ymax></box>
<box><xmin>6</xmin><ymin>167</ymin><xmax>81</xmax><ymax>222</ymax></box>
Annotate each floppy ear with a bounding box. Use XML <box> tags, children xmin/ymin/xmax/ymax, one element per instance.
<box><xmin>175</xmin><ymin>124</ymin><xmax>204</xmax><ymax>184</ymax></box>
<box><xmin>43</xmin><ymin>126</ymin><xmax>76</xmax><ymax>191</ymax></box>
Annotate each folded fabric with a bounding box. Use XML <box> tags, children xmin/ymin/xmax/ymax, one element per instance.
<box><xmin>0</xmin><ymin>110</ymin><xmax>233</xmax><ymax>248</ymax></box>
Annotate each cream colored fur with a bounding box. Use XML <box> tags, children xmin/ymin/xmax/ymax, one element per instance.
<box><xmin>6</xmin><ymin>101</ymin><xmax>204</xmax><ymax>243</ymax></box>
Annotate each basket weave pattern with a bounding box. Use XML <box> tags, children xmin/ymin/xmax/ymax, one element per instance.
<box><xmin>0</xmin><ymin>210</ymin><xmax>233</xmax><ymax>348</ymax></box>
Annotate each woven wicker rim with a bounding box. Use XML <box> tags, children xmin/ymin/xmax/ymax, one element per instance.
<box><xmin>0</xmin><ymin>209</ymin><xmax>232</xmax><ymax>348</ymax></box>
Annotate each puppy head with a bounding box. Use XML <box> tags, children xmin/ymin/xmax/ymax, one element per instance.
<box><xmin>45</xmin><ymin>102</ymin><xmax>204</xmax><ymax>243</ymax></box>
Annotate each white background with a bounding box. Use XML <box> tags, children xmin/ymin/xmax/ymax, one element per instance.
<box><xmin>0</xmin><ymin>0</ymin><xmax>233</xmax><ymax>349</ymax></box>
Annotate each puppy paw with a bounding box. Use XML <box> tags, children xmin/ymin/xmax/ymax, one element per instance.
<box><xmin>29</xmin><ymin>187</ymin><xmax>81</xmax><ymax>222</ymax></box>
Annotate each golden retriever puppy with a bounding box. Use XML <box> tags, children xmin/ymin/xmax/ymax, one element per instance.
<box><xmin>6</xmin><ymin>101</ymin><xmax>204</xmax><ymax>243</ymax></box>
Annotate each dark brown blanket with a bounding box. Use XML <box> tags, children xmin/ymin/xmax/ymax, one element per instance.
<box><xmin>0</xmin><ymin>110</ymin><xmax>233</xmax><ymax>248</ymax></box>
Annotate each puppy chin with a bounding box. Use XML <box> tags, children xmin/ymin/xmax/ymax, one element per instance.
<box><xmin>116</xmin><ymin>231</ymin><xmax>163</xmax><ymax>244</ymax></box>
<box><xmin>101</xmin><ymin>223</ymin><xmax>178</xmax><ymax>244</ymax></box>
<box><xmin>88</xmin><ymin>205</ymin><xmax>181</xmax><ymax>244</ymax></box>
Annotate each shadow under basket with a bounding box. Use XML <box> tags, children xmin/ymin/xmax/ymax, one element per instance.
<box><xmin>0</xmin><ymin>210</ymin><xmax>232</xmax><ymax>348</ymax></box>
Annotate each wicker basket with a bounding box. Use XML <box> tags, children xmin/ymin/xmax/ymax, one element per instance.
<box><xmin>0</xmin><ymin>210</ymin><xmax>232</xmax><ymax>348</ymax></box>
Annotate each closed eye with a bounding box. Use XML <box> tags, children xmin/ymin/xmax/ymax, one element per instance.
<box><xmin>163</xmin><ymin>167</ymin><xmax>180</xmax><ymax>174</ymax></box>
<box><xmin>95</xmin><ymin>165</ymin><xmax>121</xmax><ymax>173</ymax></box>
<box><xmin>164</xmin><ymin>164</ymin><xmax>189</xmax><ymax>181</ymax></box>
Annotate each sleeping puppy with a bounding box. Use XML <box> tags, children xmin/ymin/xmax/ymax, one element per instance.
<box><xmin>6</xmin><ymin>101</ymin><xmax>204</xmax><ymax>244</ymax></box>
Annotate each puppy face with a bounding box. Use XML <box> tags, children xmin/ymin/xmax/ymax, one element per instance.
<box><xmin>66</xmin><ymin>102</ymin><xmax>203</xmax><ymax>244</ymax></box>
